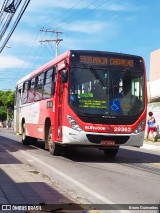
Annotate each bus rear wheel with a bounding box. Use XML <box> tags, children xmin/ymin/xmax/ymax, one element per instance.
<box><xmin>103</xmin><ymin>147</ymin><xmax>119</xmax><ymax>158</ymax></box>
<box><xmin>47</xmin><ymin>127</ymin><xmax>61</xmax><ymax>155</ymax></box>
<box><xmin>22</xmin><ymin>123</ymin><xmax>31</xmax><ymax>145</ymax></box>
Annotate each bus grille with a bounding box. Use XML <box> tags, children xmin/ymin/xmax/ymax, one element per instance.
<box><xmin>86</xmin><ymin>134</ymin><xmax>130</xmax><ymax>145</ymax></box>
<box><xmin>79</xmin><ymin>116</ymin><xmax>138</xmax><ymax>125</ymax></box>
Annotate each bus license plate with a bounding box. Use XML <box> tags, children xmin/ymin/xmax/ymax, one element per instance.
<box><xmin>101</xmin><ymin>140</ymin><xmax>115</xmax><ymax>146</ymax></box>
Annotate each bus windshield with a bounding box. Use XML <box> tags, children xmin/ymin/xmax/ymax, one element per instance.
<box><xmin>69</xmin><ymin>67</ymin><xmax>144</xmax><ymax>116</ymax></box>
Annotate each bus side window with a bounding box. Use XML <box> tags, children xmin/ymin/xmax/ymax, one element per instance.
<box><xmin>35</xmin><ymin>72</ymin><xmax>44</xmax><ymax>101</ymax></box>
<box><xmin>43</xmin><ymin>68</ymin><xmax>55</xmax><ymax>99</ymax></box>
<box><xmin>28</xmin><ymin>78</ymin><xmax>35</xmax><ymax>103</ymax></box>
<box><xmin>22</xmin><ymin>81</ymin><xmax>28</xmax><ymax>104</ymax></box>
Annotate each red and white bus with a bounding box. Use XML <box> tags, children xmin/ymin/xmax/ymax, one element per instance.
<box><xmin>14</xmin><ymin>50</ymin><xmax>147</xmax><ymax>157</ymax></box>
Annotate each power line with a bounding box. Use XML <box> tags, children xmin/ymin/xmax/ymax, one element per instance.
<box><xmin>22</xmin><ymin>0</ymin><xmax>86</xmax><ymax>68</ymax></box>
<box><xmin>40</xmin><ymin>29</ymin><xmax>63</xmax><ymax>57</ymax></box>
<box><xmin>0</xmin><ymin>0</ymin><xmax>107</xmax><ymax>90</ymax></box>
<box><xmin>50</xmin><ymin>0</ymin><xmax>99</xmax><ymax>29</ymax></box>
<box><xmin>45</xmin><ymin>0</ymin><xmax>85</xmax><ymax>27</ymax></box>
<box><xmin>11</xmin><ymin>0</ymin><xmax>98</xmax><ymax>74</ymax></box>
<box><xmin>0</xmin><ymin>0</ymin><xmax>31</xmax><ymax>53</ymax></box>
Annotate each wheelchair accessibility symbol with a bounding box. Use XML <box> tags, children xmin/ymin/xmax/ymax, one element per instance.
<box><xmin>110</xmin><ymin>100</ymin><xmax>120</xmax><ymax>111</ymax></box>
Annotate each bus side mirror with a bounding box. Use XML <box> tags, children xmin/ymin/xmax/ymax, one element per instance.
<box><xmin>61</xmin><ymin>70</ymin><xmax>68</xmax><ymax>83</ymax></box>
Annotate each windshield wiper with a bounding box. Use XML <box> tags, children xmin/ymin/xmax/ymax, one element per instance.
<box><xmin>89</xmin><ymin>66</ymin><xmax>107</xmax><ymax>88</ymax></box>
<box><xmin>113</xmin><ymin>68</ymin><xmax>129</xmax><ymax>88</ymax></box>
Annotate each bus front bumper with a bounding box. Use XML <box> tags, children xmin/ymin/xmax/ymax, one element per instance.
<box><xmin>62</xmin><ymin>126</ymin><xmax>144</xmax><ymax>147</ymax></box>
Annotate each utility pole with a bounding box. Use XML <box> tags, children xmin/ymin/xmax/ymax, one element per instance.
<box><xmin>40</xmin><ymin>29</ymin><xmax>63</xmax><ymax>57</ymax></box>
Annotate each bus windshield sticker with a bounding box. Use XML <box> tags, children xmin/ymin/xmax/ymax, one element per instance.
<box><xmin>78</xmin><ymin>99</ymin><xmax>107</xmax><ymax>109</ymax></box>
<box><xmin>110</xmin><ymin>100</ymin><xmax>121</xmax><ymax>111</ymax></box>
<box><xmin>78</xmin><ymin>93</ymin><xmax>93</xmax><ymax>98</ymax></box>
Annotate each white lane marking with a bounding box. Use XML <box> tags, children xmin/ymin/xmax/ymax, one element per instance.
<box><xmin>20</xmin><ymin>150</ymin><xmax>130</xmax><ymax>213</ymax></box>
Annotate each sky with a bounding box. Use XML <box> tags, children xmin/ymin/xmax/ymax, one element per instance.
<box><xmin>0</xmin><ymin>0</ymin><xmax>160</xmax><ymax>90</ymax></box>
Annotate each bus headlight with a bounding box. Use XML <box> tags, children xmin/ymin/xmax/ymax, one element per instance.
<box><xmin>133</xmin><ymin>120</ymin><xmax>145</xmax><ymax>134</ymax></box>
<box><xmin>67</xmin><ymin>115</ymin><xmax>82</xmax><ymax>132</ymax></box>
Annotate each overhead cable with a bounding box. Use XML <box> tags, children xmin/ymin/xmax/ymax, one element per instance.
<box><xmin>0</xmin><ymin>0</ymin><xmax>30</xmax><ymax>53</ymax></box>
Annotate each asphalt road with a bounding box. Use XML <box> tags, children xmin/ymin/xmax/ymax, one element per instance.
<box><xmin>0</xmin><ymin>128</ymin><xmax>160</xmax><ymax>213</ymax></box>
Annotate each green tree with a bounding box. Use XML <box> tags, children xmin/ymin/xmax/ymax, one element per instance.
<box><xmin>0</xmin><ymin>107</ymin><xmax>7</xmax><ymax>121</ymax></box>
<box><xmin>0</xmin><ymin>90</ymin><xmax>15</xmax><ymax>121</ymax></box>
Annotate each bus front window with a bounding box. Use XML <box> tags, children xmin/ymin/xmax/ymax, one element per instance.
<box><xmin>69</xmin><ymin>67</ymin><xmax>144</xmax><ymax>116</ymax></box>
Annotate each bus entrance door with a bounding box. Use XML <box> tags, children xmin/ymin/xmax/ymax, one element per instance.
<box><xmin>56</xmin><ymin>70</ymin><xmax>64</xmax><ymax>142</ymax></box>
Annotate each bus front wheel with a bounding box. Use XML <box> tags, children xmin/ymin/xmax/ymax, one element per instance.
<box><xmin>103</xmin><ymin>147</ymin><xmax>119</xmax><ymax>158</ymax></box>
<box><xmin>47</xmin><ymin>127</ymin><xmax>61</xmax><ymax>155</ymax></box>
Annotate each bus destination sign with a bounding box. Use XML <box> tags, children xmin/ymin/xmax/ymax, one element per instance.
<box><xmin>79</xmin><ymin>56</ymin><xmax>134</xmax><ymax>67</ymax></box>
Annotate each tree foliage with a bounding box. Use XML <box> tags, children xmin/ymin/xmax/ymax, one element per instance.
<box><xmin>0</xmin><ymin>107</ymin><xmax>7</xmax><ymax>121</ymax></box>
<box><xmin>0</xmin><ymin>90</ymin><xmax>15</xmax><ymax>121</ymax></box>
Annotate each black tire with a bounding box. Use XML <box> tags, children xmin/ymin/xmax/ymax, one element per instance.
<box><xmin>47</xmin><ymin>127</ymin><xmax>61</xmax><ymax>155</ymax></box>
<box><xmin>30</xmin><ymin>137</ymin><xmax>37</xmax><ymax>145</ymax></box>
<box><xmin>22</xmin><ymin>123</ymin><xmax>31</xmax><ymax>145</ymax></box>
<box><xmin>103</xmin><ymin>147</ymin><xmax>119</xmax><ymax>158</ymax></box>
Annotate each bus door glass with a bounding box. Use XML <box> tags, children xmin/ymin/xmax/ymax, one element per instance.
<box><xmin>56</xmin><ymin>69</ymin><xmax>67</xmax><ymax>140</ymax></box>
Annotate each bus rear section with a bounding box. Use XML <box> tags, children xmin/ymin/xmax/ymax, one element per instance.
<box><xmin>14</xmin><ymin>50</ymin><xmax>147</xmax><ymax>157</ymax></box>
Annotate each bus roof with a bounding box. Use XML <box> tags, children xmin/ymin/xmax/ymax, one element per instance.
<box><xmin>16</xmin><ymin>50</ymin><xmax>143</xmax><ymax>87</ymax></box>
<box><xmin>16</xmin><ymin>50</ymin><xmax>71</xmax><ymax>86</ymax></box>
